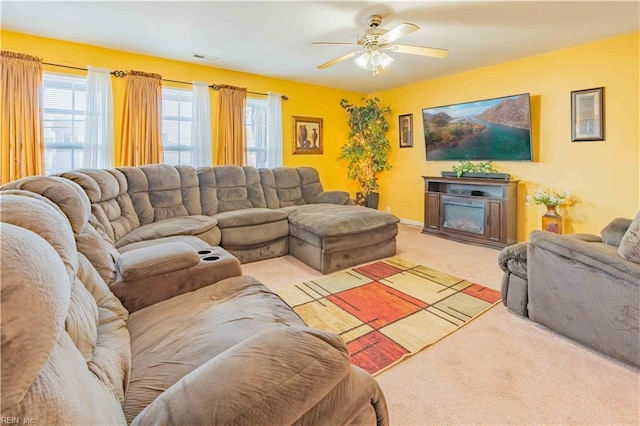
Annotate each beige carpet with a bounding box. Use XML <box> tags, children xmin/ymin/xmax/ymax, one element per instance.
<box><xmin>242</xmin><ymin>223</ymin><xmax>640</xmax><ymax>425</ymax></box>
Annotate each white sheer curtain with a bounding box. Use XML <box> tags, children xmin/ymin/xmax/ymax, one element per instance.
<box><xmin>267</xmin><ymin>92</ymin><xmax>283</xmax><ymax>167</ymax></box>
<box><xmin>84</xmin><ymin>66</ymin><xmax>113</xmax><ymax>168</ymax></box>
<box><xmin>191</xmin><ymin>81</ymin><xmax>212</xmax><ymax>167</ymax></box>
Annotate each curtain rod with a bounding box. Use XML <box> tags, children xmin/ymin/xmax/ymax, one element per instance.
<box><xmin>43</xmin><ymin>62</ymin><xmax>289</xmax><ymax>100</ymax></box>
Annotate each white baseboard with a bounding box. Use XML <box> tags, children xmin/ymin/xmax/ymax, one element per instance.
<box><xmin>399</xmin><ymin>218</ymin><xmax>423</xmax><ymax>227</ymax></box>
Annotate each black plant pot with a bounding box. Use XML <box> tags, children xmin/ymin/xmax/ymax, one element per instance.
<box><xmin>356</xmin><ymin>192</ymin><xmax>379</xmax><ymax>209</ymax></box>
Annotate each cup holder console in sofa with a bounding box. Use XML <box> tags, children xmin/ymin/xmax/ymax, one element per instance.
<box><xmin>113</xmin><ymin>243</ymin><xmax>242</xmax><ymax>312</ymax></box>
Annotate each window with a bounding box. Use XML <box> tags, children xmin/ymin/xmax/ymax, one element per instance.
<box><xmin>245</xmin><ymin>98</ymin><xmax>268</xmax><ymax>168</ymax></box>
<box><xmin>162</xmin><ymin>87</ymin><xmax>193</xmax><ymax>166</ymax></box>
<box><xmin>43</xmin><ymin>73</ymin><xmax>87</xmax><ymax>175</ymax></box>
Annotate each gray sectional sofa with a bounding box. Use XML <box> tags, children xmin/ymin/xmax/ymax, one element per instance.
<box><xmin>3</xmin><ymin>164</ymin><xmax>399</xmax><ymax>312</ymax></box>
<box><xmin>0</xmin><ymin>187</ymin><xmax>389</xmax><ymax>425</ymax></box>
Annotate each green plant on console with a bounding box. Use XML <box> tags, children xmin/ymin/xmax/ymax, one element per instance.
<box><xmin>338</xmin><ymin>97</ymin><xmax>392</xmax><ymax>199</ymax></box>
<box><xmin>452</xmin><ymin>160</ymin><xmax>498</xmax><ymax>177</ymax></box>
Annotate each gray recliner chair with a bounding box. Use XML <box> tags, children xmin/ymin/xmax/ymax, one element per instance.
<box><xmin>499</xmin><ymin>216</ymin><xmax>640</xmax><ymax>367</ymax></box>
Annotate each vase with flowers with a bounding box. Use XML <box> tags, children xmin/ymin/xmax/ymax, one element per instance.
<box><xmin>526</xmin><ymin>188</ymin><xmax>573</xmax><ymax>233</ymax></box>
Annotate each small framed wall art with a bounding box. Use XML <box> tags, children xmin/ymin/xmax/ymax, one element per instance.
<box><xmin>399</xmin><ymin>113</ymin><xmax>413</xmax><ymax>148</ymax></box>
<box><xmin>292</xmin><ymin>116</ymin><xmax>323</xmax><ymax>154</ymax></box>
<box><xmin>571</xmin><ymin>87</ymin><xmax>604</xmax><ymax>141</ymax></box>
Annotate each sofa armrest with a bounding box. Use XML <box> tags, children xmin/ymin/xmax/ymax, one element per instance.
<box><xmin>564</xmin><ymin>233</ymin><xmax>603</xmax><ymax>243</ymax></box>
<box><xmin>600</xmin><ymin>217</ymin><xmax>632</xmax><ymax>246</ymax></box>
<box><xmin>131</xmin><ymin>327</ymin><xmax>351</xmax><ymax>425</ymax></box>
<box><xmin>314</xmin><ymin>191</ymin><xmax>355</xmax><ymax>206</ymax></box>
<box><xmin>529</xmin><ymin>230</ymin><xmax>640</xmax><ymax>281</ymax></box>
<box><xmin>116</xmin><ymin>242</ymin><xmax>199</xmax><ymax>280</ymax></box>
<box><xmin>498</xmin><ymin>242</ymin><xmax>527</xmax><ymax>277</ymax></box>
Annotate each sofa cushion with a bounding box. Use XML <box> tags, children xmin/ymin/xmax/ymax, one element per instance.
<box><xmin>213</xmin><ymin>208</ymin><xmax>288</xmax><ymax>228</ymax></box>
<box><xmin>58</xmin><ymin>169</ymin><xmax>139</xmax><ymax>242</ymax></box>
<box><xmin>131</xmin><ymin>327</ymin><xmax>351</xmax><ymax>426</ymax></box>
<box><xmin>124</xmin><ymin>275</ymin><xmax>303</xmax><ymax>423</ymax></box>
<box><xmin>285</xmin><ymin>204</ymin><xmax>399</xmax><ymax>237</ymax></box>
<box><xmin>618</xmin><ymin>211</ymin><xmax>640</xmax><ymax>263</ymax></box>
<box><xmin>314</xmin><ymin>191</ymin><xmax>353</xmax><ymax>205</ymax></box>
<box><xmin>1</xmin><ymin>176</ymin><xmax>121</xmax><ymax>285</ymax></box>
<box><xmin>1</xmin><ymin>192</ymin><xmax>129</xmax><ymax>424</ymax></box>
<box><xmin>259</xmin><ymin>167</ymin><xmax>305</xmax><ymax>208</ymax></box>
<box><xmin>297</xmin><ymin>166</ymin><xmax>325</xmax><ymax>204</ymax></box>
<box><xmin>198</xmin><ymin>165</ymin><xmax>267</xmax><ymax>214</ymax></box>
<box><xmin>117</xmin><ymin>242</ymin><xmax>201</xmax><ymax>281</ymax></box>
<box><xmin>0</xmin><ymin>175</ymin><xmax>92</xmax><ymax>237</ymax></box>
<box><xmin>601</xmin><ymin>217</ymin><xmax>633</xmax><ymax>247</ymax></box>
<box><xmin>115</xmin><ymin>215</ymin><xmax>219</xmax><ymax>248</ymax></box>
<box><xmin>118</xmin><ymin>164</ymin><xmax>201</xmax><ymax>225</ymax></box>
<box><xmin>118</xmin><ymin>235</ymin><xmax>212</xmax><ymax>254</ymax></box>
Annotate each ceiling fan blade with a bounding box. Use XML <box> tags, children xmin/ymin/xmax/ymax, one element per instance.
<box><xmin>383</xmin><ymin>22</ymin><xmax>419</xmax><ymax>43</ymax></box>
<box><xmin>387</xmin><ymin>44</ymin><xmax>449</xmax><ymax>58</ymax></box>
<box><xmin>312</xmin><ymin>42</ymin><xmax>359</xmax><ymax>46</ymax></box>
<box><xmin>317</xmin><ymin>51</ymin><xmax>362</xmax><ymax>69</ymax></box>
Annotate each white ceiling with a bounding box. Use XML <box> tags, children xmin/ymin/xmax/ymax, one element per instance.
<box><xmin>2</xmin><ymin>1</ymin><xmax>639</xmax><ymax>93</ymax></box>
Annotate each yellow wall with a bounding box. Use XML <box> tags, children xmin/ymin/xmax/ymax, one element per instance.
<box><xmin>2</xmin><ymin>30</ymin><xmax>638</xmax><ymax>238</ymax></box>
<box><xmin>0</xmin><ymin>29</ymin><xmax>363</xmax><ymax>192</ymax></box>
<box><xmin>373</xmin><ymin>32</ymin><xmax>639</xmax><ymax>239</ymax></box>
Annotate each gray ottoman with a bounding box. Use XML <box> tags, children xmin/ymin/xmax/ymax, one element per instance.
<box><xmin>285</xmin><ymin>204</ymin><xmax>400</xmax><ymax>274</ymax></box>
<box><xmin>498</xmin><ymin>242</ymin><xmax>529</xmax><ymax>316</ymax></box>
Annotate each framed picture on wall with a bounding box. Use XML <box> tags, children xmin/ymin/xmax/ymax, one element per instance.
<box><xmin>399</xmin><ymin>113</ymin><xmax>413</xmax><ymax>148</ymax></box>
<box><xmin>571</xmin><ymin>87</ymin><xmax>605</xmax><ymax>141</ymax></box>
<box><xmin>292</xmin><ymin>116</ymin><xmax>323</xmax><ymax>154</ymax></box>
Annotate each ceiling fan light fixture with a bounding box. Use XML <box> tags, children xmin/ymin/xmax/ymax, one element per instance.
<box><xmin>354</xmin><ymin>52</ymin><xmax>369</xmax><ymax>69</ymax></box>
<box><xmin>354</xmin><ymin>50</ymin><xmax>394</xmax><ymax>73</ymax></box>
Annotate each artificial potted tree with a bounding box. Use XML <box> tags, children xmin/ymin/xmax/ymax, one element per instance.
<box><xmin>339</xmin><ymin>97</ymin><xmax>392</xmax><ymax>208</ymax></box>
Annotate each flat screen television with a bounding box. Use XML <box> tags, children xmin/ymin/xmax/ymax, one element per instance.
<box><xmin>423</xmin><ymin>93</ymin><xmax>533</xmax><ymax>161</ymax></box>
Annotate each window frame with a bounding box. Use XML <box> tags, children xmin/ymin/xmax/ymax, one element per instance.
<box><xmin>245</xmin><ymin>97</ymin><xmax>269</xmax><ymax>168</ymax></box>
<box><xmin>161</xmin><ymin>86</ymin><xmax>194</xmax><ymax>166</ymax></box>
<box><xmin>42</xmin><ymin>72</ymin><xmax>88</xmax><ymax>175</ymax></box>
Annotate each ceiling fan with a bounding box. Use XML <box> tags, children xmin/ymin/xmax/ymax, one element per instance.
<box><xmin>313</xmin><ymin>15</ymin><xmax>449</xmax><ymax>75</ymax></box>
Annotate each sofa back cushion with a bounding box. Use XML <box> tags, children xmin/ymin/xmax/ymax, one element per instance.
<box><xmin>0</xmin><ymin>176</ymin><xmax>120</xmax><ymax>285</ymax></box>
<box><xmin>118</xmin><ymin>164</ymin><xmax>202</xmax><ymax>225</ymax></box>
<box><xmin>618</xmin><ymin>211</ymin><xmax>640</xmax><ymax>263</ymax></box>
<box><xmin>259</xmin><ymin>167</ymin><xmax>326</xmax><ymax>208</ymax></box>
<box><xmin>0</xmin><ymin>192</ymin><xmax>130</xmax><ymax>424</ymax></box>
<box><xmin>260</xmin><ymin>168</ymin><xmax>305</xmax><ymax>208</ymax></box>
<box><xmin>58</xmin><ymin>169</ymin><xmax>140</xmax><ymax>243</ymax></box>
<box><xmin>297</xmin><ymin>167</ymin><xmax>325</xmax><ymax>204</ymax></box>
<box><xmin>197</xmin><ymin>165</ymin><xmax>267</xmax><ymax>214</ymax></box>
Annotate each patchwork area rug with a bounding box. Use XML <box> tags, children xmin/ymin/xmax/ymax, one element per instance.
<box><xmin>276</xmin><ymin>257</ymin><xmax>501</xmax><ymax>375</ymax></box>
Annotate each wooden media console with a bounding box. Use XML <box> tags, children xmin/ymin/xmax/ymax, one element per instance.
<box><xmin>422</xmin><ymin>176</ymin><xmax>519</xmax><ymax>249</ymax></box>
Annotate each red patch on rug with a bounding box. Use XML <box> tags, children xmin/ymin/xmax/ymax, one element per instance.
<box><xmin>347</xmin><ymin>331</ymin><xmax>409</xmax><ymax>375</ymax></box>
<box><xmin>463</xmin><ymin>284</ymin><xmax>501</xmax><ymax>304</ymax></box>
<box><xmin>353</xmin><ymin>262</ymin><xmax>404</xmax><ymax>280</ymax></box>
<box><xmin>328</xmin><ymin>281</ymin><xmax>428</xmax><ymax>328</ymax></box>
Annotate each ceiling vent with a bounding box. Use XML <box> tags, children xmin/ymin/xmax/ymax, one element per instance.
<box><xmin>192</xmin><ymin>53</ymin><xmax>218</xmax><ymax>62</ymax></box>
